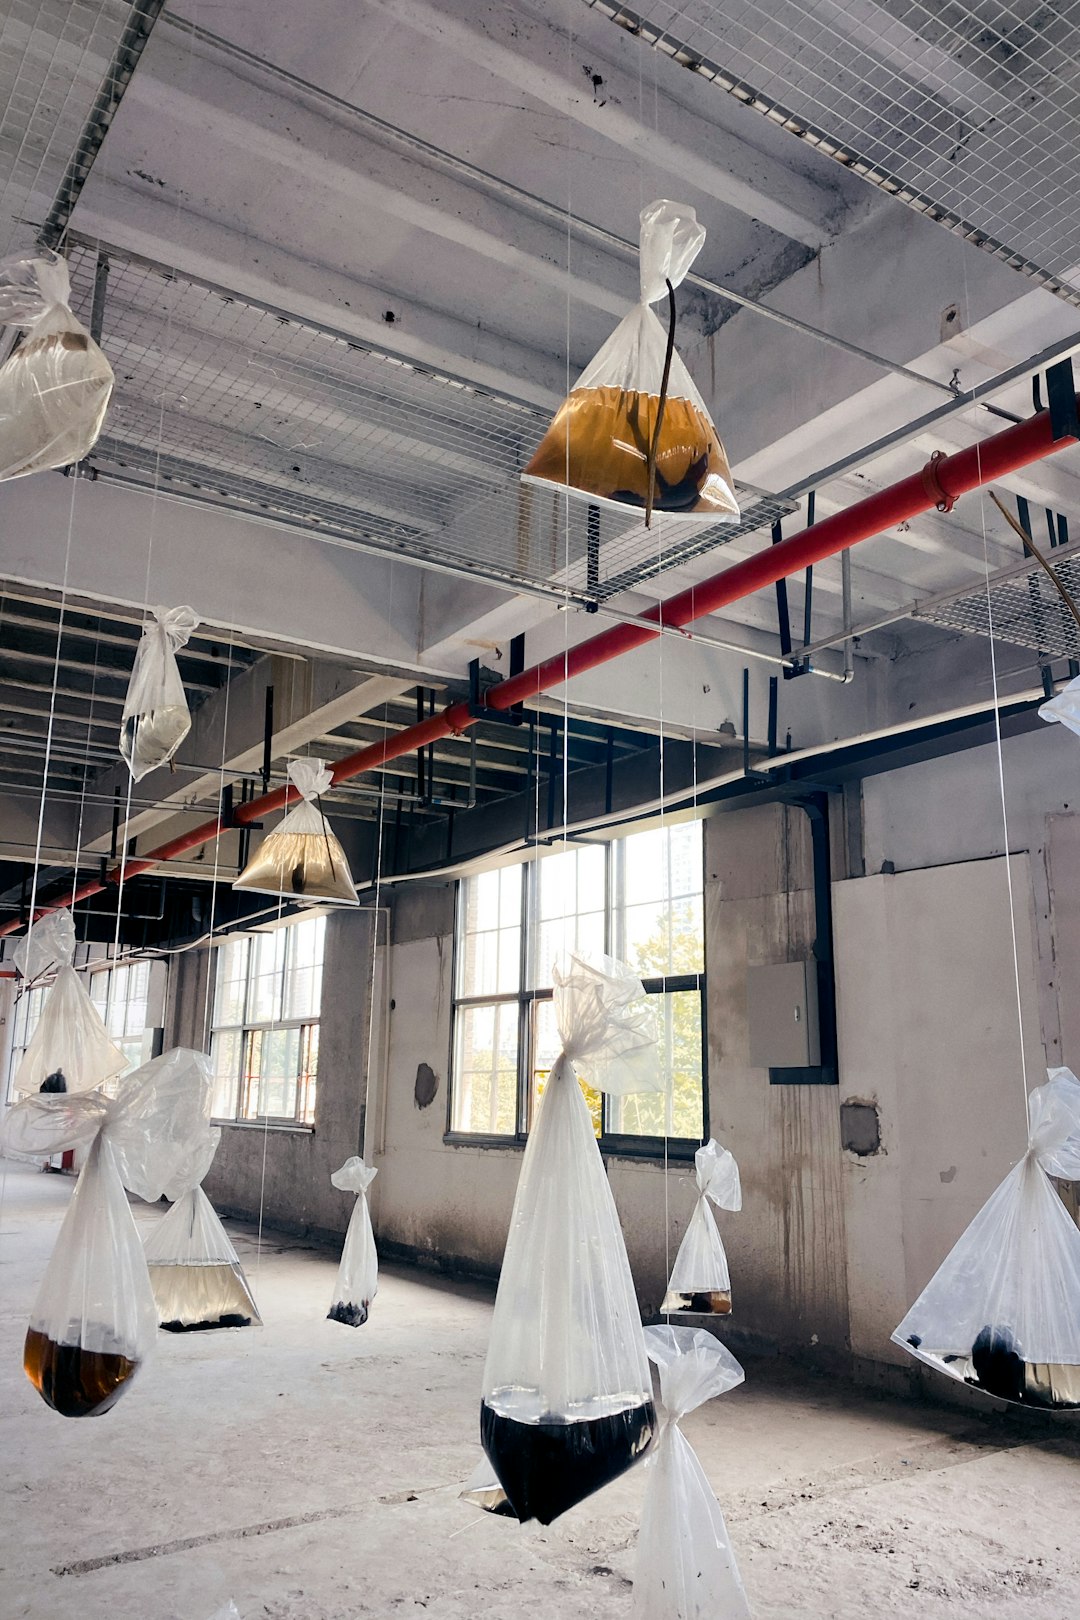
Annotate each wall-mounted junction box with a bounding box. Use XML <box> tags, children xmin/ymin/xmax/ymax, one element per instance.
<box><xmin>746</xmin><ymin>960</ymin><xmax>821</xmax><ymax>1069</ymax></box>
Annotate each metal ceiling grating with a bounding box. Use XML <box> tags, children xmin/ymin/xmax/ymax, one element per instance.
<box><xmin>586</xmin><ymin>0</ymin><xmax>1080</xmax><ymax>306</ymax></box>
<box><xmin>65</xmin><ymin>240</ymin><xmax>790</xmax><ymax>603</ymax></box>
<box><xmin>918</xmin><ymin>544</ymin><xmax>1080</xmax><ymax>658</ymax></box>
<box><xmin>0</xmin><ymin>1</ymin><xmax>161</xmax><ymax>260</ymax></box>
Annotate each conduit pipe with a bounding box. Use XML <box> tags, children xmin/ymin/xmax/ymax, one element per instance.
<box><xmin>3</xmin><ymin>405</ymin><xmax>1075</xmax><ymax>937</ymax></box>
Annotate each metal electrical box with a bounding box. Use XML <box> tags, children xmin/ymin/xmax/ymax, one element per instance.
<box><xmin>746</xmin><ymin>961</ymin><xmax>821</xmax><ymax>1069</ymax></box>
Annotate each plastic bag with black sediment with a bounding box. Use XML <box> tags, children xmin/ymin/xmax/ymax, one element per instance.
<box><xmin>480</xmin><ymin>954</ymin><xmax>664</xmax><ymax>1524</ymax></box>
<box><xmin>663</xmin><ymin>1138</ymin><xmax>742</xmax><ymax>1315</ymax></box>
<box><xmin>522</xmin><ymin>201</ymin><xmax>739</xmax><ymax>524</ymax></box>
<box><xmin>13</xmin><ymin>965</ymin><xmax>127</xmax><ymax>1097</ymax></box>
<box><xmin>633</xmin><ymin>1325</ymin><xmax>751</xmax><ymax>1620</ymax></box>
<box><xmin>1</xmin><ymin>1049</ymin><xmax>214</xmax><ymax>1417</ymax></box>
<box><xmin>0</xmin><ymin>251</ymin><xmax>113</xmax><ymax>481</ymax></box>
<box><xmin>234</xmin><ymin>758</ymin><xmax>358</xmax><ymax>905</ymax></box>
<box><xmin>120</xmin><ymin>606</ymin><xmax>200</xmax><ymax>781</ymax></box>
<box><xmin>144</xmin><ymin>1130</ymin><xmax>260</xmax><ymax>1332</ymax></box>
<box><xmin>327</xmin><ymin>1156</ymin><xmax>378</xmax><ymax>1326</ymax></box>
<box><xmin>894</xmin><ymin>1067</ymin><xmax>1080</xmax><ymax>1407</ymax></box>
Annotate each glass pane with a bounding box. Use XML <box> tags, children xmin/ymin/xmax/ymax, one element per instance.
<box><xmin>284</xmin><ymin>916</ymin><xmax>325</xmax><ymax>1020</ymax></box>
<box><xmin>451</xmin><ymin>1001</ymin><xmax>518</xmax><ymax>1134</ymax></box>
<box><xmin>214</xmin><ymin>937</ymin><xmax>250</xmax><ymax>1028</ymax></box>
<box><xmin>531</xmin><ymin>845</ymin><xmax>606</xmax><ymax>988</ymax></box>
<box><xmin>247</xmin><ymin>930</ymin><xmax>287</xmax><ymax>1024</ymax></box>
<box><xmin>459</xmin><ymin>866</ymin><xmax>522</xmax><ymax>996</ymax></box>
<box><xmin>607</xmin><ymin>990</ymin><xmax>703</xmax><ymax>1139</ymax></box>
<box><xmin>298</xmin><ymin>1023</ymin><xmax>319</xmax><ymax>1125</ymax></box>
<box><xmin>89</xmin><ymin>973</ymin><xmax>109</xmax><ymax>1019</ymax></box>
<box><xmin>210</xmin><ymin>1029</ymin><xmax>242</xmax><ymax>1119</ymax></box>
<box><xmin>241</xmin><ymin>1025</ymin><xmax>301</xmax><ymax>1121</ymax></box>
<box><xmin>617</xmin><ymin>821</ymin><xmax>703</xmax><ymax>975</ymax></box>
<box><xmin>530</xmin><ymin>996</ymin><xmax>601</xmax><ymax>1136</ymax></box>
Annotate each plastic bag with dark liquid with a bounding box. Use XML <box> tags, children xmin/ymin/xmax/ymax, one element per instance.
<box><xmin>327</xmin><ymin>1156</ymin><xmax>378</xmax><ymax>1327</ymax></box>
<box><xmin>522</xmin><ymin>201</ymin><xmax>738</xmax><ymax>526</ymax></box>
<box><xmin>235</xmin><ymin>759</ymin><xmax>358</xmax><ymax>905</ymax></box>
<box><xmin>481</xmin><ymin>954</ymin><xmax>665</xmax><ymax>1523</ymax></box>
<box><xmin>894</xmin><ymin>1067</ymin><xmax>1080</xmax><ymax>1408</ymax></box>
<box><xmin>120</xmin><ymin>605</ymin><xmax>200</xmax><ymax>782</ymax></box>
<box><xmin>663</xmin><ymin>1138</ymin><xmax>741</xmax><ymax>1315</ymax></box>
<box><xmin>144</xmin><ymin>1130</ymin><xmax>260</xmax><ymax>1332</ymax></box>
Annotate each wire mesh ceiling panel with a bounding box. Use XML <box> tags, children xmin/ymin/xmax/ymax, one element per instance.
<box><xmin>919</xmin><ymin>545</ymin><xmax>1080</xmax><ymax>658</ymax></box>
<box><xmin>0</xmin><ymin>1</ymin><xmax>161</xmax><ymax>260</ymax></box>
<box><xmin>585</xmin><ymin>0</ymin><xmax>1080</xmax><ymax>305</ymax></box>
<box><xmin>66</xmin><ymin>240</ymin><xmax>792</xmax><ymax>603</ymax></box>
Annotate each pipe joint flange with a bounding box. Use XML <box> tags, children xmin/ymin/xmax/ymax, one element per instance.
<box><xmin>920</xmin><ymin>449</ymin><xmax>956</xmax><ymax>514</ymax></box>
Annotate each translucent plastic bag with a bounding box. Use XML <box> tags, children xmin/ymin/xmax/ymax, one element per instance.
<box><xmin>634</xmin><ymin>1325</ymin><xmax>751</xmax><ymax>1620</ymax></box>
<box><xmin>480</xmin><ymin>953</ymin><xmax>662</xmax><ymax>1525</ymax></box>
<box><xmin>120</xmin><ymin>605</ymin><xmax>200</xmax><ymax>781</ymax></box>
<box><xmin>894</xmin><ymin>1067</ymin><xmax>1080</xmax><ymax>1407</ymax></box>
<box><xmin>14</xmin><ymin>963</ymin><xmax>127</xmax><ymax>1097</ymax></box>
<box><xmin>523</xmin><ymin>201</ymin><xmax>739</xmax><ymax>526</ymax></box>
<box><xmin>1039</xmin><ymin>674</ymin><xmax>1080</xmax><ymax>738</ymax></box>
<box><xmin>144</xmin><ymin>1130</ymin><xmax>260</xmax><ymax>1332</ymax></box>
<box><xmin>11</xmin><ymin>908</ymin><xmax>77</xmax><ymax>983</ymax></box>
<box><xmin>664</xmin><ymin>1139</ymin><xmax>742</xmax><ymax>1315</ymax></box>
<box><xmin>0</xmin><ymin>1048</ymin><xmax>214</xmax><ymax>1417</ymax></box>
<box><xmin>0</xmin><ymin>251</ymin><xmax>113</xmax><ymax>480</ymax></box>
<box><xmin>235</xmin><ymin>758</ymin><xmax>358</xmax><ymax>904</ymax></box>
<box><xmin>460</xmin><ymin>1455</ymin><xmax>514</xmax><ymax>1517</ymax></box>
<box><xmin>327</xmin><ymin>1156</ymin><xmax>378</xmax><ymax>1326</ymax></box>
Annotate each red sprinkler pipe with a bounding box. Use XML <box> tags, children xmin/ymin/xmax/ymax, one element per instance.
<box><xmin>2</xmin><ymin>405</ymin><xmax>1074</xmax><ymax>937</ymax></box>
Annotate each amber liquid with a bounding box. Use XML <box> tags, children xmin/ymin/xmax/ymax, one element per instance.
<box><xmin>523</xmin><ymin>385</ymin><xmax>736</xmax><ymax>517</ymax></box>
<box><xmin>661</xmin><ymin>1287</ymin><xmax>732</xmax><ymax>1316</ymax></box>
<box><xmin>24</xmin><ymin>1327</ymin><xmax>138</xmax><ymax>1418</ymax></box>
<box><xmin>480</xmin><ymin>1398</ymin><xmax>655</xmax><ymax>1525</ymax></box>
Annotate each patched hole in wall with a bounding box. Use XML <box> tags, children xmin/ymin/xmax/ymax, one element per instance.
<box><xmin>841</xmin><ymin>1100</ymin><xmax>881</xmax><ymax>1156</ymax></box>
<box><xmin>414</xmin><ymin>1062</ymin><xmax>440</xmax><ymax>1109</ymax></box>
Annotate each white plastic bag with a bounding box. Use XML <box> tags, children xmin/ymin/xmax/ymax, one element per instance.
<box><xmin>1039</xmin><ymin>674</ymin><xmax>1080</xmax><ymax>738</ymax></box>
<box><xmin>460</xmin><ymin>1455</ymin><xmax>514</xmax><ymax>1517</ymax></box>
<box><xmin>120</xmin><ymin>605</ymin><xmax>200</xmax><ymax>781</ymax></box>
<box><xmin>144</xmin><ymin>1130</ymin><xmax>260</xmax><ymax>1331</ymax></box>
<box><xmin>523</xmin><ymin>200</ymin><xmax>739</xmax><ymax>525</ymax></box>
<box><xmin>480</xmin><ymin>953</ymin><xmax>662</xmax><ymax>1524</ymax></box>
<box><xmin>234</xmin><ymin>758</ymin><xmax>358</xmax><ymax>904</ymax></box>
<box><xmin>14</xmin><ymin>962</ymin><xmax>127</xmax><ymax>1097</ymax></box>
<box><xmin>11</xmin><ymin>908</ymin><xmax>77</xmax><ymax>982</ymax></box>
<box><xmin>0</xmin><ymin>251</ymin><xmax>113</xmax><ymax>480</ymax></box>
<box><xmin>0</xmin><ymin>1048</ymin><xmax>214</xmax><ymax>1417</ymax></box>
<box><xmin>893</xmin><ymin>1067</ymin><xmax>1080</xmax><ymax>1406</ymax></box>
<box><xmin>327</xmin><ymin>1156</ymin><xmax>378</xmax><ymax>1326</ymax></box>
<box><xmin>634</xmin><ymin>1325</ymin><xmax>751</xmax><ymax>1620</ymax></box>
<box><xmin>664</xmin><ymin>1139</ymin><xmax>742</xmax><ymax>1315</ymax></box>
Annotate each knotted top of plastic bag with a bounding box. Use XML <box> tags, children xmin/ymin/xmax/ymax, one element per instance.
<box><xmin>638</xmin><ymin>200</ymin><xmax>706</xmax><ymax>306</ymax></box>
<box><xmin>0</xmin><ymin>1046</ymin><xmax>214</xmax><ymax>1202</ymax></box>
<box><xmin>331</xmin><ymin>1155</ymin><xmax>377</xmax><ymax>1196</ymax></box>
<box><xmin>552</xmin><ymin>951</ymin><xmax>661</xmax><ymax>1095</ymax></box>
<box><xmin>1038</xmin><ymin>674</ymin><xmax>1080</xmax><ymax>739</ymax></box>
<box><xmin>11</xmin><ymin>908</ymin><xmax>76</xmax><ymax>980</ymax></box>
<box><xmin>0</xmin><ymin>251</ymin><xmax>76</xmax><ymax>329</ymax></box>
<box><xmin>152</xmin><ymin>603</ymin><xmax>200</xmax><ymax>651</ymax></box>
<box><xmin>1027</xmin><ymin>1067</ymin><xmax>1080</xmax><ymax>1180</ymax></box>
<box><xmin>694</xmin><ymin>1138</ymin><xmax>742</xmax><ymax>1211</ymax></box>
<box><xmin>645</xmin><ymin>1323</ymin><xmax>744</xmax><ymax>1422</ymax></box>
<box><xmin>289</xmin><ymin>757</ymin><xmax>334</xmax><ymax>802</ymax></box>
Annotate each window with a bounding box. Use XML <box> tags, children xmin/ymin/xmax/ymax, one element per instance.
<box><xmin>209</xmin><ymin>915</ymin><xmax>325</xmax><ymax>1126</ymax></box>
<box><xmin>89</xmin><ymin>961</ymin><xmax>154</xmax><ymax>1075</ymax></box>
<box><xmin>450</xmin><ymin>822</ymin><xmax>705</xmax><ymax>1152</ymax></box>
<box><xmin>5</xmin><ymin>984</ymin><xmax>47</xmax><ymax>1104</ymax></box>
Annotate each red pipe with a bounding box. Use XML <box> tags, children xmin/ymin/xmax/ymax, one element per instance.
<box><xmin>2</xmin><ymin>406</ymin><xmax>1073</xmax><ymax>936</ymax></box>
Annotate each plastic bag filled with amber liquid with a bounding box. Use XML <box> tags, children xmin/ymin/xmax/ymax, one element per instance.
<box><xmin>235</xmin><ymin>758</ymin><xmax>358</xmax><ymax>905</ymax></box>
<box><xmin>522</xmin><ymin>201</ymin><xmax>739</xmax><ymax>525</ymax></box>
<box><xmin>145</xmin><ymin>1190</ymin><xmax>260</xmax><ymax>1333</ymax></box>
<box><xmin>0</xmin><ymin>251</ymin><xmax>113</xmax><ymax>482</ymax></box>
<box><xmin>663</xmin><ymin>1138</ymin><xmax>741</xmax><ymax>1316</ymax></box>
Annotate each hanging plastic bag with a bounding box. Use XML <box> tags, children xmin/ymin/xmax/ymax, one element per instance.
<box><xmin>1039</xmin><ymin>674</ymin><xmax>1080</xmax><ymax>738</ymax></box>
<box><xmin>634</xmin><ymin>1324</ymin><xmax>751</xmax><ymax>1620</ymax></box>
<box><xmin>11</xmin><ymin>908</ymin><xmax>77</xmax><ymax>983</ymax></box>
<box><xmin>480</xmin><ymin>953</ymin><xmax>662</xmax><ymax>1525</ymax></box>
<box><xmin>0</xmin><ymin>251</ymin><xmax>113</xmax><ymax>481</ymax></box>
<box><xmin>523</xmin><ymin>201</ymin><xmax>739</xmax><ymax>527</ymax></box>
<box><xmin>663</xmin><ymin>1139</ymin><xmax>741</xmax><ymax>1315</ymax></box>
<box><xmin>143</xmin><ymin>1129</ymin><xmax>260</xmax><ymax>1332</ymax></box>
<box><xmin>893</xmin><ymin>1067</ymin><xmax>1080</xmax><ymax>1407</ymax></box>
<box><xmin>0</xmin><ymin>1048</ymin><xmax>214</xmax><ymax>1417</ymax></box>
<box><xmin>235</xmin><ymin>758</ymin><xmax>358</xmax><ymax>904</ymax></box>
<box><xmin>120</xmin><ymin>605</ymin><xmax>200</xmax><ymax>781</ymax></box>
<box><xmin>13</xmin><ymin>952</ymin><xmax>127</xmax><ymax>1098</ymax></box>
<box><xmin>327</xmin><ymin>1156</ymin><xmax>378</xmax><ymax>1326</ymax></box>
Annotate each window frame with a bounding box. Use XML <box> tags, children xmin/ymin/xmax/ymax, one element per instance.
<box><xmin>209</xmin><ymin>916</ymin><xmax>325</xmax><ymax>1130</ymax></box>
<box><xmin>446</xmin><ymin>830</ymin><xmax>708</xmax><ymax>1160</ymax></box>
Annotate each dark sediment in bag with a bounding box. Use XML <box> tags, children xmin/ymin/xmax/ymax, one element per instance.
<box><xmin>24</xmin><ymin>1327</ymin><xmax>138</xmax><ymax>1418</ymax></box>
<box><xmin>480</xmin><ymin>1398</ymin><xmax>655</xmax><ymax>1525</ymax></box>
<box><xmin>661</xmin><ymin>1287</ymin><xmax>732</xmax><ymax>1315</ymax></box>
<box><xmin>39</xmin><ymin>1069</ymin><xmax>66</xmax><ymax>1094</ymax></box>
<box><xmin>327</xmin><ymin>1299</ymin><xmax>369</xmax><ymax>1327</ymax></box>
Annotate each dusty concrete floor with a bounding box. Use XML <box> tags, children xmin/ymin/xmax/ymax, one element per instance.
<box><xmin>3</xmin><ymin>1159</ymin><xmax>1080</xmax><ymax>1620</ymax></box>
